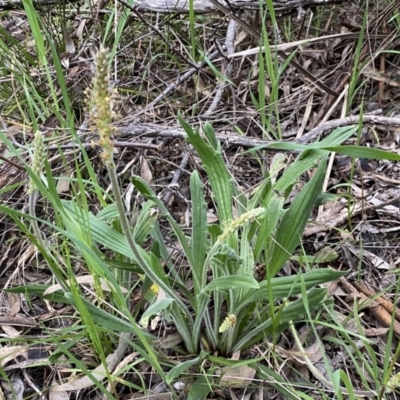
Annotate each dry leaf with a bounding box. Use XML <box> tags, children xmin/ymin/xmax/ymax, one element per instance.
<box><xmin>106</xmin><ymin>352</ymin><xmax>139</xmax><ymax>392</ymax></box>
<box><xmin>217</xmin><ymin>364</ymin><xmax>256</xmax><ymax>388</ymax></box>
<box><xmin>43</xmin><ymin>276</ymin><xmax>128</xmax><ymax>296</ymax></box>
<box><xmin>216</xmin><ymin>351</ymin><xmax>256</xmax><ymax>389</ymax></box>
<box><xmin>0</xmin><ymin>346</ymin><xmax>28</xmax><ymax>367</ymax></box>
<box><xmin>140</xmin><ymin>156</ymin><xmax>153</xmax><ymax>185</ymax></box>
<box><xmin>1</xmin><ymin>326</ymin><xmax>20</xmax><ymax>338</ymax></box>
<box><xmin>56</xmin><ymin>177</ymin><xmax>70</xmax><ymax>194</ymax></box>
<box><xmin>156</xmin><ymin>332</ymin><xmax>183</xmax><ymax>350</ymax></box>
<box><xmin>7</xmin><ymin>293</ymin><xmax>20</xmax><ymax>316</ymax></box>
<box><xmin>0</xmin><ymin>373</ymin><xmax>24</xmax><ymax>400</ymax></box>
<box><xmin>293</xmin><ymin>340</ymin><xmax>323</xmax><ymax>365</ymax></box>
<box><xmin>49</xmin><ymin>378</ymin><xmax>69</xmax><ymax>400</ymax></box>
<box><xmin>52</xmin><ymin>333</ymin><xmax>130</xmax><ymax>392</ymax></box>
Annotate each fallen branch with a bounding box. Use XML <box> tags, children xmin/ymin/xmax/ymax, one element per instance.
<box><xmin>1</xmin><ymin>0</ymin><xmax>344</xmax><ymax>13</ymax></box>
<box><xmin>114</xmin><ymin>114</ymin><xmax>400</xmax><ymax>148</ymax></box>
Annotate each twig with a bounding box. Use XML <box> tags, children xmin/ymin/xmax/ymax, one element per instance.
<box><xmin>299</xmin><ymin>115</ymin><xmax>400</xmax><ymax>144</ymax></box>
<box><xmin>340</xmin><ymin>278</ymin><xmax>400</xmax><ymax>339</ymax></box>
<box><xmin>352</xmin><ymin>282</ymin><xmax>400</xmax><ymax>322</ymax></box>
<box><xmin>162</xmin><ymin>153</ymin><xmax>190</xmax><ymax>204</ymax></box>
<box><xmin>305</xmin><ymin>195</ymin><xmax>400</xmax><ymax>236</ymax></box>
<box><xmin>5</xmin><ymin>114</ymin><xmax>400</xmax><ymax>167</ymax></box>
<box><xmin>205</xmin><ymin>19</ymin><xmax>237</xmax><ymax>115</ymax></box>
<box><xmin>0</xmin><ymin>0</ymin><xmax>346</xmax><ymax>13</ymax></box>
<box><xmin>118</xmin><ymin>114</ymin><xmax>400</xmax><ymax>148</ymax></box>
<box><xmin>46</xmin><ymin>141</ymin><xmax>160</xmax><ymax>151</ymax></box>
<box><xmin>0</xmin><ymin>154</ymin><xmax>25</xmax><ymax>171</ymax></box>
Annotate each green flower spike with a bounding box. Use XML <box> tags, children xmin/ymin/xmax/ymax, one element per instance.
<box><xmin>88</xmin><ymin>46</ymin><xmax>116</xmax><ymax>163</ymax></box>
<box><xmin>217</xmin><ymin>207</ymin><xmax>265</xmax><ymax>243</ymax></box>
<box><xmin>28</xmin><ymin>130</ymin><xmax>46</xmax><ymax>194</ymax></box>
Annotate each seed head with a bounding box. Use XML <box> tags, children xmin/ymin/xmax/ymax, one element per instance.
<box><xmin>87</xmin><ymin>46</ymin><xmax>117</xmax><ymax>163</ymax></box>
<box><xmin>219</xmin><ymin>314</ymin><xmax>237</xmax><ymax>333</ymax></box>
<box><xmin>217</xmin><ymin>207</ymin><xmax>265</xmax><ymax>243</ymax></box>
<box><xmin>28</xmin><ymin>131</ymin><xmax>46</xmax><ymax>193</ymax></box>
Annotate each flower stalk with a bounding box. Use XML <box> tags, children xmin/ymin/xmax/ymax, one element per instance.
<box><xmin>28</xmin><ymin>130</ymin><xmax>46</xmax><ymax>249</ymax></box>
<box><xmin>88</xmin><ymin>47</ymin><xmax>194</xmax><ymax>351</ymax></box>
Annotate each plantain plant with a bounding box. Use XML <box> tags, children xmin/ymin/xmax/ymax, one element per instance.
<box><xmin>3</xmin><ymin>46</ymin><xmax>400</xmax><ymax>399</ymax></box>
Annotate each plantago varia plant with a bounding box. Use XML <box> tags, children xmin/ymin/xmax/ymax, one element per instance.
<box><xmin>4</xmin><ymin>46</ymin><xmax>400</xmax><ymax>398</ymax></box>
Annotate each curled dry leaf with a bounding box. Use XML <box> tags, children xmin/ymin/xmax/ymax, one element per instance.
<box><xmin>156</xmin><ymin>332</ymin><xmax>183</xmax><ymax>349</ymax></box>
<box><xmin>0</xmin><ymin>315</ymin><xmax>36</xmax><ymax>328</ymax></box>
<box><xmin>1</xmin><ymin>325</ymin><xmax>20</xmax><ymax>338</ymax></box>
<box><xmin>140</xmin><ymin>155</ymin><xmax>153</xmax><ymax>185</ymax></box>
<box><xmin>292</xmin><ymin>340</ymin><xmax>323</xmax><ymax>365</ymax></box>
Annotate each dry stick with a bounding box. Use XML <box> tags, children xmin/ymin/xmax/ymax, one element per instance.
<box><xmin>298</xmin><ymin>114</ymin><xmax>400</xmax><ymax>144</ymax></box>
<box><xmin>63</xmin><ymin>113</ymin><xmax>398</xmax><ymax>162</ymax></box>
<box><xmin>352</xmin><ymin>282</ymin><xmax>400</xmax><ymax>322</ymax></box>
<box><xmin>304</xmin><ymin>195</ymin><xmax>400</xmax><ymax>236</ymax></box>
<box><xmin>7</xmin><ymin>133</ymin><xmax>159</xmax><ymax>166</ymax></box>
<box><xmin>318</xmin><ymin>84</ymin><xmax>349</xmax><ymax>217</ymax></box>
<box><xmin>6</xmin><ymin>115</ymin><xmax>400</xmax><ymax>163</ymax></box>
<box><xmin>115</xmin><ymin>114</ymin><xmax>400</xmax><ymax>148</ymax></box>
<box><xmin>378</xmin><ymin>26</ymin><xmax>386</xmax><ymax>104</ymax></box>
<box><xmin>340</xmin><ymin>277</ymin><xmax>400</xmax><ymax>339</ymax></box>
<box><xmin>228</xmin><ymin>32</ymin><xmax>386</xmax><ymax>59</ymax></box>
<box><xmin>118</xmin><ymin>122</ymin><xmax>271</xmax><ymax>146</ymax></box>
<box><xmin>128</xmin><ymin>0</ymin><xmax>345</xmax><ymax>14</ymax></box>
<box><xmin>0</xmin><ymin>0</ymin><xmax>345</xmax><ymax>13</ymax></box>
<box><xmin>162</xmin><ymin>153</ymin><xmax>190</xmax><ymax>204</ymax></box>
<box><xmin>204</xmin><ymin>19</ymin><xmax>237</xmax><ymax>115</ymax></box>
<box><xmin>0</xmin><ymin>154</ymin><xmax>25</xmax><ymax>171</ymax></box>
<box><xmin>46</xmin><ymin>141</ymin><xmax>160</xmax><ymax>151</ymax></box>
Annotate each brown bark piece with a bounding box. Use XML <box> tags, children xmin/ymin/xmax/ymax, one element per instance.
<box><xmin>340</xmin><ymin>278</ymin><xmax>400</xmax><ymax>338</ymax></box>
<box><xmin>352</xmin><ymin>282</ymin><xmax>400</xmax><ymax>322</ymax></box>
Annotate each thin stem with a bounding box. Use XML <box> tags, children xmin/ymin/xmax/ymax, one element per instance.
<box><xmin>29</xmin><ymin>191</ymin><xmax>68</xmax><ymax>292</ymax></box>
<box><xmin>105</xmin><ymin>160</ymin><xmax>195</xmax><ymax>353</ymax></box>
<box><xmin>289</xmin><ymin>322</ymin><xmax>377</xmax><ymax>397</ymax></box>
